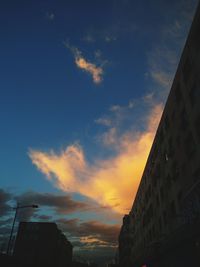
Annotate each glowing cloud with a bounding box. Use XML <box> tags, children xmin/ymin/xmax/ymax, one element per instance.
<box><xmin>29</xmin><ymin>103</ymin><xmax>163</xmax><ymax>214</ymax></box>
<box><xmin>64</xmin><ymin>42</ymin><xmax>103</xmax><ymax>84</ymax></box>
<box><xmin>75</xmin><ymin>57</ymin><xmax>103</xmax><ymax>84</ymax></box>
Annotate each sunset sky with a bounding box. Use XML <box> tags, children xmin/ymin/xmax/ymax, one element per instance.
<box><xmin>0</xmin><ymin>0</ymin><xmax>198</xmax><ymax>264</ymax></box>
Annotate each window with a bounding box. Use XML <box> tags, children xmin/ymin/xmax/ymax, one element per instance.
<box><xmin>152</xmin><ymin>172</ymin><xmax>158</xmax><ymax>187</ymax></box>
<box><xmin>159</xmin><ymin>128</ymin><xmax>164</xmax><ymax>143</ymax></box>
<box><xmin>170</xmin><ymin>201</ymin><xmax>176</xmax><ymax>217</ymax></box>
<box><xmin>180</xmin><ymin>108</ymin><xmax>188</xmax><ymax>131</ymax></box>
<box><xmin>160</xmin><ymin>186</ymin><xmax>164</xmax><ymax>201</ymax></box>
<box><xmin>189</xmin><ymin>81</ymin><xmax>200</xmax><ymax>107</ymax></box>
<box><xmin>163</xmin><ymin>210</ymin><xmax>167</xmax><ymax>225</ymax></box>
<box><xmin>156</xmin><ymin>194</ymin><xmax>160</xmax><ymax>206</ymax></box>
<box><xmin>159</xmin><ymin>216</ymin><xmax>162</xmax><ymax>231</ymax></box>
<box><xmin>184</xmin><ymin>132</ymin><xmax>196</xmax><ymax>158</ymax></box>
<box><xmin>164</xmin><ymin>115</ymin><xmax>170</xmax><ymax>131</ymax></box>
<box><xmin>171</xmin><ymin>161</ymin><xmax>179</xmax><ymax>181</ymax></box>
<box><xmin>183</xmin><ymin>57</ymin><xmax>192</xmax><ymax>84</ymax></box>
<box><xmin>178</xmin><ymin>191</ymin><xmax>182</xmax><ymax>207</ymax></box>
<box><xmin>171</xmin><ymin>109</ymin><xmax>176</xmax><ymax>120</ymax></box>
<box><xmin>166</xmin><ymin>174</ymin><xmax>172</xmax><ymax>188</ymax></box>
<box><xmin>176</xmin><ymin>134</ymin><xmax>181</xmax><ymax>147</ymax></box>
<box><xmin>193</xmin><ymin>168</ymin><xmax>200</xmax><ymax>183</ymax></box>
<box><xmin>168</xmin><ymin>136</ymin><xmax>174</xmax><ymax>157</ymax></box>
<box><xmin>175</xmin><ymin>83</ymin><xmax>182</xmax><ymax>104</ymax></box>
<box><xmin>165</xmin><ymin>153</ymin><xmax>169</xmax><ymax>161</ymax></box>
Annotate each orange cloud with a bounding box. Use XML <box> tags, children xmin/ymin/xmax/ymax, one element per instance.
<box><xmin>75</xmin><ymin>57</ymin><xmax>103</xmax><ymax>84</ymax></box>
<box><xmin>29</xmin><ymin>104</ymin><xmax>163</xmax><ymax>214</ymax></box>
<box><xmin>64</xmin><ymin>42</ymin><xmax>103</xmax><ymax>84</ymax></box>
<box><xmin>80</xmin><ymin>237</ymin><xmax>111</xmax><ymax>248</ymax></box>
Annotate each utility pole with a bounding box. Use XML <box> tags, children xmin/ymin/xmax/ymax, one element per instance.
<box><xmin>6</xmin><ymin>204</ymin><xmax>38</xmax><ymax>255</ymax></box>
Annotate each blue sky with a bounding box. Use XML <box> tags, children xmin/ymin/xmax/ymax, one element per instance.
<box><xmin>0</xmin><ymin>0</ymin><xmax>198</xmax><ymax>264</ymax></box>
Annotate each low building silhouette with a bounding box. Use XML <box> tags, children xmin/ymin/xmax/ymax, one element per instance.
<box><xmin>13</xmin><ymin>222</ymin><xmax>72</xmax><ymax>267</ymax></box>
<box><xmin>0</xmin><ymin>252</ymin><xmax>19</xmax><ymax>267</ymax></box>
<box><xmin>119</xmin><ymin>2</ymin><xmax>200</xmax><ymax>267</ymax></box>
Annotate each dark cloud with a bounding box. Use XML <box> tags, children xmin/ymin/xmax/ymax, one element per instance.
<box><xmin>57</xmin><ymin>218</ymin><xmax>119</xmax><ymax>265</ymax></box>
<box><xmin>57</xmin><ymin>218</ymin><xmax>120</xmax><ymax>246</ymax></box>
<box><xmin>16</xmin><ymin>207</ymin><xmax>36</xmax><ymax>222</ymax></box>
<box><xmin>0</xmin><ymin>225</ymin><xmax>11</xmax><ymax>236</ymax></box>
<box><xmin>36</xmin><ymin>214</ymin><xmax>52</xmax><ymax>221</ymax></box>
<box><xmin>80</xmin><ymin>221</ymin><xmax>120</xmax><ymax>245</ymax></box>
<box><xmin>0</xmin><ymin>189</ymin><xmax>120</xmax><ymax>263</ymax></box>
<box><xmin>0</xmin><ymin>190</ymin><xmax>13</xmax><ymax>250</ymax></box>
<box><xmin>15</xmin><ymin>191</ymin><xmax>91</xmax><ymax>215</ymax></box>
<box><xmin>57</xmin><ymin>218</ymin><xmax>80</xmax><ymax>234</ymax></box>
<box><xmin>1</xmin><ymin>190</ymin><xmax>106</xmax><ymax>224</ymax></box>
<box><xmin>0</xmin><ymin>221</ymin><xmax>12</xmax><ymax>250</ymax></box>
<box><xmin>0</xmin><ymin>189</ymin><xmax>12</xmax><ymax>216</ymax></box>
<box><xmin>0</xmin><ymin>218</ymin><xmax>13</xmax><ymax>227</ymax></box>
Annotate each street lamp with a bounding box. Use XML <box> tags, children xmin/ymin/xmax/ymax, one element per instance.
<box><xmin>6</xmin><ymin>203</ymin><xmax>39</xmax><ymax>255</ymax></box>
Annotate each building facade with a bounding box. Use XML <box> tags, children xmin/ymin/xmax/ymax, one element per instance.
<box><xmin>119</xmin><ymin>2</ymin><xmax>200</xmax><ymax>267</ymax></box>
<box><xmin>14</xmin><ymin>222</ymin><xmax>73</xmax><ymax>267</ymax></box>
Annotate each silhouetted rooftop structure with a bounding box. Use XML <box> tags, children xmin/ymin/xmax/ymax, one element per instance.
<box><xmin>13</xmin><ymin>222</ymin><xmax>72</xmax><ymax>267</ymax></box>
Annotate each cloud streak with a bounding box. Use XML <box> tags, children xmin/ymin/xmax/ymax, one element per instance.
<box><xmin>29</xmin><ymin>102</ymin><xmax>163</xmax><ymax>214</ymax></box>
<box><xmin>30</xmin><ymin>0</ymin><xmax>195</xmax><ymax>217</ymax></box>
<box><xmin>147</xmin><ymin>0</ymin><xmax>197</xmax><ymax>98</ymax></box>
<box><xmin>58</xmin><ymin>218</ymin><xmax>119</xmax><ymax>264</ymax></box>
<box><xmin>75</xmin><ymin>57</ymin><xmax>103</xmax><ymax>84</ymax></box>
<box><xmin>46</xmin><ymin>12</ymin><xmax>55</xmax><ymax>21</ymax></box>
<box><xmin>65</xmin><ymin>42</ymin><xmax>104</xmax><ymax>84</ymax></box>
<box><xmin>15</xmin><ymin>191</ymin><xmax>91</xmax><ymax>215</ymax></box>
<box><xmin>0</xmin><ymin>189</ymin><xmax>12</xmax><ymax>216</ymax></box>
<box><xmin>57</xmin><ymin>218</ymin><xmax>120</xmax><ymax>248</ymax></box>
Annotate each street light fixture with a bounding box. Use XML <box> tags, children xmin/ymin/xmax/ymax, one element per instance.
<box><xmin>6</xmin><ymin>203</ymin><xmax>39</xmax><ymax>255</ymax></box>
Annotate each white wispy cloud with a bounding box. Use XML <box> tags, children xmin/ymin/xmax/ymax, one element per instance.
<box><xmin>82</xmin><ymin>22</ymin><xmax>137</xmax><ymax>44</ymax></box>
<box><xmin>29</xmin><ymin>0</ymin><xmax>198</xmax><ymax>221</ymax></box>
<box><xmin>104</xmin><ymin>35</ymin><xmax>117</xmax><ymax>43</ymax></box>
<box><xmin>96</xmin><ymin>96</ymin><xmax>160</xmax><ymax>149</ymax></box>
<box><xmin>95</xmin><ymin>117</ymin><xmax>112</xmax><ymax>127</ymax></box>
<box><xmin>82</xmin><ymin>34</ymin><xmax>95</xmax><ymax>43</ymax></box>
<box><xmin>46</xmin><ymin>12</ymin><xmax>55</xmax><ymax>21</ymax></box>
<box><xmin>147</xmin><ymin>0</ymin><xmax>197</xmax><ymax>98</ymax></box>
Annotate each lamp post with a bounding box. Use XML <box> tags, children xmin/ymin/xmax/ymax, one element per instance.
<box><xmin>6</xmin><ymin>203</ymin><xmax>38</xmax><ymax>255</ymax></box>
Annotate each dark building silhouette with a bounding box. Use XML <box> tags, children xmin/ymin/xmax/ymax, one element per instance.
<box><xmin>13</xmin><ymin>222</ymin><xmax>72</xmax><ymax>267</ymax></box>
<box><xmin>119</xmin><ymin>2</ymin><xmax>200</xmax><ymax>267</ymax></box>
<box><xmin>0</xmin><ymin>252</ymin><xmax>19</xmax><ymax>267</ymax></box>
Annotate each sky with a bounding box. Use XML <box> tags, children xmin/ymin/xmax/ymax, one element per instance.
<box><xmin>0</xmin><ymin>0</ymin><xmax>198</xmax><ymax>264</ymax></box>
